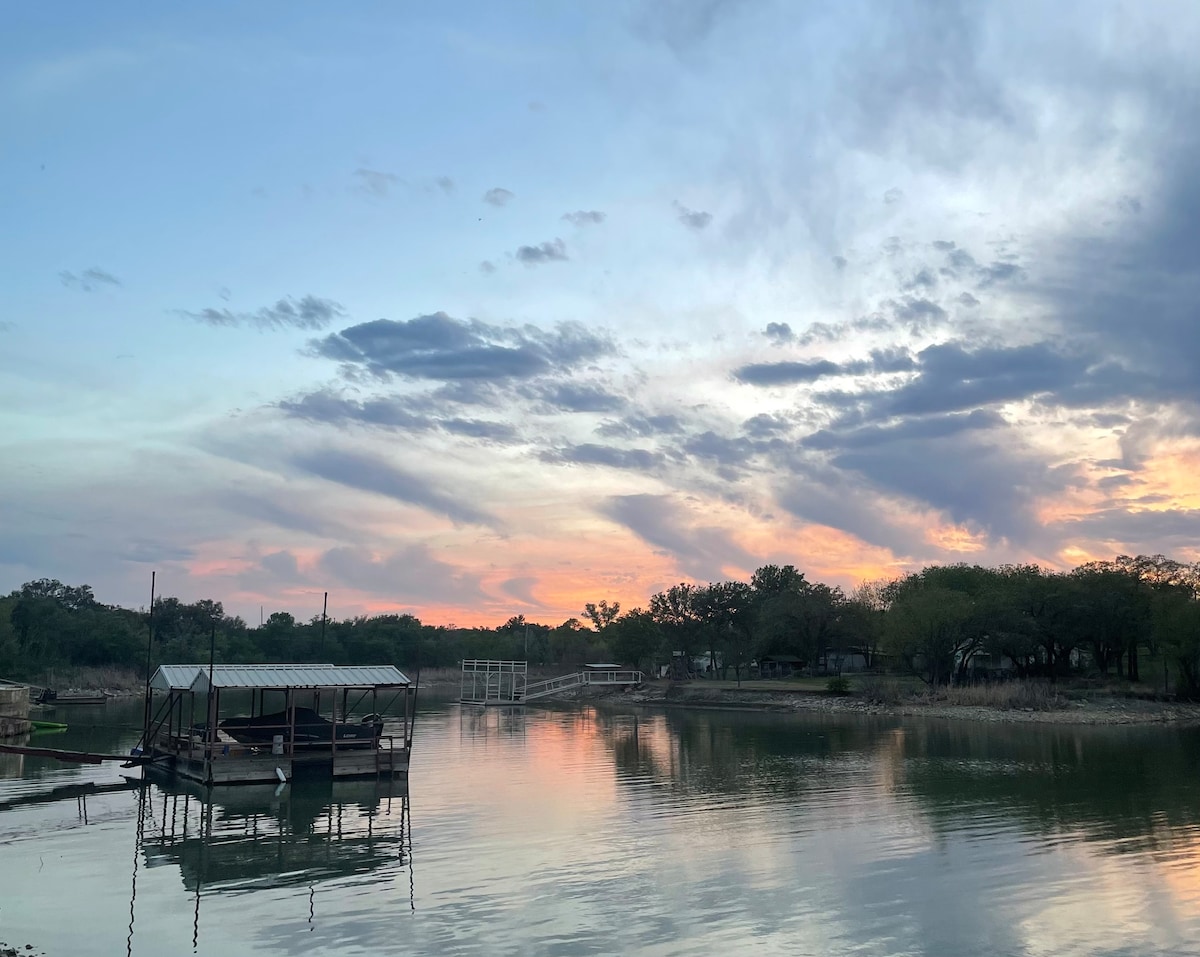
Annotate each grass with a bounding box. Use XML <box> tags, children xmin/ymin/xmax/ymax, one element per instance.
<box><xmin>922</xmin><ymin>680</ymin><xmax>1067</xmax><ymax>711</ymax></box>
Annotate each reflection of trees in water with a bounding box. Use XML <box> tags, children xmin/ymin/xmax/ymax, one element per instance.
<box><xmin>884</xmin><ymin>720</ymin><xmax>1200</xmax><ymax>856</ymax></box>
<box><xmin>598</xmin><ymin>707</ymin><xmax>892</xmax><ymax>796</ymax></box>
<box><xmin>596</xmin><ymin>706</ymin><xmax>1200</xmax><ymax>860</ymax></box>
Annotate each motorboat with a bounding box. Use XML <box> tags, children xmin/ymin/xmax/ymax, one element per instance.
<box><xmin>218</xmin><ymin>708</ymin><xmax>383</xmax><ymax>750</ymax></box>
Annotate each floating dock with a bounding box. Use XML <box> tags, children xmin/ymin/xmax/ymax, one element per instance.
<box><xmin>142</xmin><ymin>664</ymin><xmax>415</xmax><ymax>785</ymax></box>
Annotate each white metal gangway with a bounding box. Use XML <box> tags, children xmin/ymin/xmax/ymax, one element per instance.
<box><xmin>522</xmin><ymin>669</ymin><xmax>644</xmax><ymax>701</ymax></box>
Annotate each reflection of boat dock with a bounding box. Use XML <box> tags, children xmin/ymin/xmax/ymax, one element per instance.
<box><xmin>143</xmin><ymin>664</ymin><xmax>417</xmax><ymax>785</ymax></box>
<box><xmin>138</xmin><ymin>773</ymin><xmax>413</xmax><ymax>894</ymax></box>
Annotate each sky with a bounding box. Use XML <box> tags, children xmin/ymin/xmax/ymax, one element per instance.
<box><xmin>3</xmin><ymin>1</ymin><xmax>1200</xmax><ymax>627</ymax></box>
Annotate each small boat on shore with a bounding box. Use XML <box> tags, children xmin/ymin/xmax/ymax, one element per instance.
<box><xmin>37</xmin><ymin>690</ymin><xmax>108</xmax><ymax>706</ymax></box>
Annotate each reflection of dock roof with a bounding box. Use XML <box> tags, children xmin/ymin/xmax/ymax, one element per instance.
<box><xmin>150</xmin><ymin>663</ymin><xmax>411</xmax><ymax>693</ymax></box>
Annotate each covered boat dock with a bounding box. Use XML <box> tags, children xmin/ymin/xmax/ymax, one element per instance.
<box><xmin>144</xmin><ymin>664</ymin><xmax>414</xmax><ymax>785</ymax></box>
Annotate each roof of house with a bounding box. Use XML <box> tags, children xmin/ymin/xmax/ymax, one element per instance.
<box><xmin>150</xmin><ymin>663</ymin><xmax>410</xmax><ymax>693</ymax></box>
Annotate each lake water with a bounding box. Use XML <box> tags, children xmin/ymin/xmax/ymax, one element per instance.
<box><xmin>2</xmin><ymin>696</ymin><xmax>1199</xmax><ymax>956</ymax></box>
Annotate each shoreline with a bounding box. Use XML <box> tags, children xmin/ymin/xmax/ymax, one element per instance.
<box><xmin>575</xmin><ymin>683</ymin><xmax>1200</xmax><ymax>727</ymax></box>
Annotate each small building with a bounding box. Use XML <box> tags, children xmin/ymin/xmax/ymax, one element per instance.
<box><xmin>144</xmin><ymin>663</ymin><xmax>415</xmax><ymax>785</ymax></box>
<box><xmin>758</xmin><ymin>655</ymin><xmax>805</xmax><ymax>679</ymax></box>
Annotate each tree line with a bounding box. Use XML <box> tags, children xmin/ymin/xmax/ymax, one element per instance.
<box><xmin>2</xmin><ymin>553</ymin><xmax>1199</xmax><ymax>696</ymax></box>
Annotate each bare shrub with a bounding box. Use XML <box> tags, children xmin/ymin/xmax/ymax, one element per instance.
<box><xmin>858</xmin><ymin>675</ymin><xmax>904</xmax><ymax>705</ymax></box>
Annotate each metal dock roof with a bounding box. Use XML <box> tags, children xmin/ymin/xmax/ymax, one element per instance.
<box><xmin>150</xmin><ymin>663</ymin><xmax>410</xmax><ymax>692</ymax></box>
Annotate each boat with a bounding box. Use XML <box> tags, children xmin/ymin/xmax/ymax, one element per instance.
<box><xmin>37</xmin><ymin>690</ymin><xmax>108</xmax><ymax>705</ymax></box>
<box><xmin>218</xmin><ymin>707</ymin><xmax>383</xmax><ymax>750</ymax></box>
<box><xmin>29</xmin><ymin>720</ymin><xmax>68</xmax><ymax>732</ymax></box>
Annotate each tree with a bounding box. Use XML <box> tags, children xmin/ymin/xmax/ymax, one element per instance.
<box><xmin>607</xmin><ymin>609</ymin><xmax>662</xmax><ymax>674</ymax></box>
<box><xmin>885</xmin><ymin>576</ymin><xmax>976</xmax><ymax>685</ymax></box>
<box><xmin>695</xmin><ymin>581</ymin><xmax>754</xmax><ymax>681</ymax></box>
<box><xmin>582</xmin><ymin>600</ymin><xmax>621</xmax><ymax>632</ymax></box>
<box><xmin>649</xmin><ymin>584</ymin><xmax>703</xmax><ymax>677</ymax></box>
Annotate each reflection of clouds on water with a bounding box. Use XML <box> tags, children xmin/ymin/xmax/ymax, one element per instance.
<box><xmin>3</xmin><ymin>702</ymin><xmax>1200</xmax><ymax>955</ymax></box>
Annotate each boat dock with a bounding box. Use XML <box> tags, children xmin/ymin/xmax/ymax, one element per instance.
<box><xmin>142</xmin><ymin>664</ymin><xmax>416</xmax><ymax>785</ymax></box>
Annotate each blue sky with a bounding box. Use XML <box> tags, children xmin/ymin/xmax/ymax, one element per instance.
<box><xmin>4</xmin><ymin>1</ymin><xmax>1200</xmax><ymax>625</ymax></box>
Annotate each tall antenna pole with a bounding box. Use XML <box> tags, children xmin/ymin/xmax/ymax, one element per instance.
<box><xmin>320</xmin><ymin>592</ymin><xmax>328</xmax><ymax>656</ymax></box>
<box><xmin>141</xmin><ymin>571</ymin><xmax>156</xmax><ymax>748</ymax></box>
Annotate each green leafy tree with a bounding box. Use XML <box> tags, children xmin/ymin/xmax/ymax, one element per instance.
<box><xmin>582</xmin><ymin>600</ymin><xmax>621</xmax><ymax>632</ymax></box>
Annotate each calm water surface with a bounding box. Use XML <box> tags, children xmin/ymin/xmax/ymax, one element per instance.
<box><xmin>1</xmin><ymin>697</ymin><xmax>1199</xmax><ymax>956</ymax></box>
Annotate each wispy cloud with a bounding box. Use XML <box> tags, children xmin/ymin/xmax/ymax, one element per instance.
<box><xmin>353</xmin><ymin>168</ymin><xmax>400</xmax><ymax>197</ymax></box>
<box><xmin>60</xmin><ymin>267</ymin><xmax>121</xmax><ymax>291</ymax></box>
<box><xmin>674</xmin><ymin>201</ymin><xmax>712</xmax><ymax>231</ymax></box>
<box><xmin>293</xmin><ymin>447</ymin><xmax>498</xmax><ymax>528</ymax></box>
<box><xmin>562</xmin><ymin>210</ymin><xmax>606</xmax><ymax>226</ymax></box>
<box><xmin>515</xmin><ymin>238</ymin><xmax>568</xmax><ymax>266</ymax></box>
<box><xmin>180</xmin><ymin>294</ymin><xmax>346</xmax><ymax>332</ymax></box>
<box><xmin>309</xmin><ymin>311</ymin><xmax>613</xmax><ymax>381</ymax></box>
<box><xmin>484</xmin><ymin>187</ymin><xmax>515</xmax><ymax>206</ymax></box>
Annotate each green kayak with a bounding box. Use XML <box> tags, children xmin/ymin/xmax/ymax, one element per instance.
<box><xmin>30</xmin><ymin>720</ymin><xmax>68</xmax><ymax>732</ymax></box>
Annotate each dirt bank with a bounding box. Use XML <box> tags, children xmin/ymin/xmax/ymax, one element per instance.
<box><xmin>568</xmin><ymin>682</ymin><xmax>1200</xmax><ymax>726</ymax></box>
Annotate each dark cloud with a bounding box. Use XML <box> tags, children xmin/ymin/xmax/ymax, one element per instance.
<box><xmin>562</xmin><ymin>210</ymin><xmax>606</xmax><ymax>226</ymax></box>
<box><xmin>293</xmin><ymin>447</ymin><xmax>497</xmax><ymax>527</ymax></box>
<box><xmin>515</xmin><ymin>238</ymin><xmax>568</xmax><ymax>265</ymax></box>
<box><xmin>674</xmin><ymin>202</ymin><xmax>712</xmax><ymax>231</ymax></box>
<box><xmin>1051</xmin><ymin>509</ymin><xmax>1200</xmax><ymax>552</ymax></box>
<box><xmin>533</xmin><ymin>382</ymin><xmax>627</xmax><ymax>413</ymax></box>
<box><xmin>904</xmin><ymin>268</ymin><xmax>937</xmax><ymax>291</ymax></box>
<box><xmin>309</xmin><ymin>312</ymin><xmax>612</xmax><ymax>381</ymax></box>
<box><xmin>733</xmin><ymin>358</ymin><xmax>843</xmax><ymax>386</ymax></box>
<box><xmin>436</xmin><ymin>176</ymin><xmax>455</xmax><ymax>194</ymax></box>
<box><xmin>977</xmin><ymin>260</ymin><xmax>1023</xmax><ymax>288</ymax></box>
<box><xmin>958</xmin><ymin>292</ymin><xmax>980</xmax><ymax>307</ymax></box>
<box><xmin>118</xmin><ymin>539</ymin><xmax>196</xmax><ymax>564</ymax></box>
<box><xmin>259</xmin><ymin>550</ymin><xmax>302</xmax><ymax>581</ymax></box>
<box><xmin>599</xmin><ymin>493</ymin><xmax>757</xmax><ymax>580</ymax></box>
<box><xmin>733</xmin><ymin>349</ymin><xmax>913</xmax><ymax>387</ymax></box>
<box><xmin>773</xmin><ymin>465</ymin><xmax>917</xmax><ymax>557</ymax></box>
<box><xmin>818</xmin><ymin>341</ymin><xmax>1147</xmax><ymax>423</ymax></box>
<box><xmin>60</xmin><ymin>267</ymin><xmax>121</xmax><ymax>291</ymax></box>
<box><xmin>278</xmin><ymin>388</ymin><xmax>520</xmax><ymax>443</ymax></box>
<box><xmin>884</xmin><ymin>187</ymin><xmax>904</xmax><ymax>204</ymax></box>
<box><xmin>542</xmin><ymin>443</ymin><xmax>664</xmax><ymax>471</ymax></box>
<box><xmin>742</xmin><ymin>413</ymin><xmax>792</xmax><ymax>439</ymax></box>
<box><xmin>318</xmin><ymin>544</ymin><xmax>485</xmax><ymax>606</ymax></box>
<box><xmin>831</xmin><ymin>431</ymin><xmax>1067</xmax><ymax>542</ymax></box>
<box><xmin>890</xmin><ymin>296</ymin><xmax>948</xmax><ymax>328</ymax></box>
<box><xmin>832</xmin><ymin>255</ymin><xmax>848</xmax><ymax>270</ymax></box>
<box><xmin>353</xmin><ymin>168</ymin><xmax>399</xmax><ymax>197</ymax></box>
<box><xmin>802</xmin><ymin>409</ymin><xmax>1005</xmax><ymax>451</ymax></box>
<box><xmin>479</xmin><ymin>260</ymin><xmax>497</xmax><ymax>274</ymax></box>
<box><xmin>484</xmin><ymin>187</ymin><xmax>515</xmax><ymax>206</ymax></box>
<box><xmin>1035</xmin><ymin>130</ymin><xmax>1200</xmax><ymax>421</ymax></box>
<box><xmin>181</xmin><ymin>294</ymin><xmax>345</xmax><ymax>332</ymax></box>
<box><xmin>595</xmin><ymin>413</ymin><xmax>686</xmax><ymax>439</ymax></box>
<box><xmin>763</xmin><ymin>322</ymin><xmax>795</xmax><ymax>343</ymax></box>
<box><xmin>682</xmin><ymin>431</ymin><xmax>764</xmax><ymax>473</ymax></box>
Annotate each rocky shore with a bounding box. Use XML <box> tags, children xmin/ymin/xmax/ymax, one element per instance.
<box><xmin>576</xmin><ymin>682</ymin><xmax>1200</xmax><ymax>726</ymax></box>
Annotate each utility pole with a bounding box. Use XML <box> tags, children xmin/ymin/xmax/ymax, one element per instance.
<box><xmin>321</xmin><ymin>592</ymin><xmax>328</xmax><ymax>654</ymax></box>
